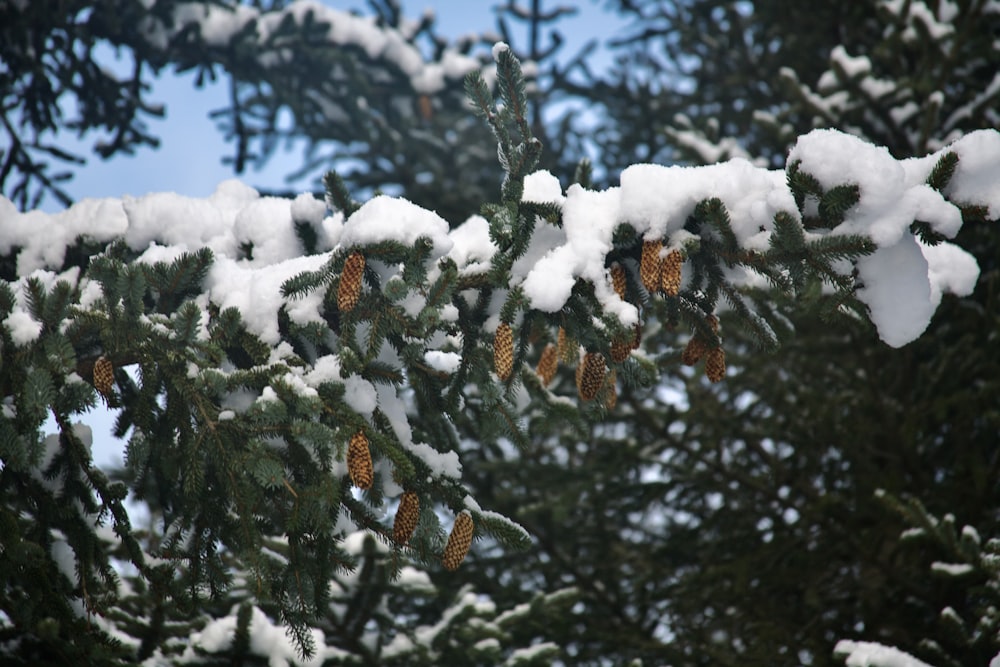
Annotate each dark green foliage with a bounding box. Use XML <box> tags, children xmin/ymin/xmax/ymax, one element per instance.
<box><xmin>927</xmin><ymin>151</ymin><xmax>959</xmax><ymax>192</ymax></box>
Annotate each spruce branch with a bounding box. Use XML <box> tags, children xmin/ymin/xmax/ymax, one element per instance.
<box><xmin>926</xmin><ymin>151</ymin><xmax>959</xmax><ymax>192</ymax></box>
<box><xmin>323</xmin><ymin>170</ymin><xmax>358</xmax><ymax>217</ymax></box>
<box><xmin>818</xmin><ymin>184</ymin><xmax>860</xmax><ymax>226</ymax></box>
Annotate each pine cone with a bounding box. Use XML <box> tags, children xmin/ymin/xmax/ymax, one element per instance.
<box><xmin>640</xmin><ymin>240</ymin><xmax>662</xmax><ymax>293</ymax></box>
<box><xmin>494</xmin><ymin>322</ymin><xmax>514</xmax><ymax>381</ymax></box>
<box><xmin>347</xmin><ymin>430</ymin><xmax>374</xmax><ymax>490</ymax></box>
<box><xmin>610</xmin><ymin>263</ymin><xmax>627</xmax><ymax>300</ymax></box>
<box><xmin>338</xmin><ymin>251</ymin><xmax>366</xmax><ymax>313</ymax></box>
<box><xmin>707</xmin><ymin>313</ymin><xmax>719</xmax><ymax>333</ymax></box>
<box><xmin>604</xmin><ymin>369</ymin><xmax>618</xmax><ymax>410</ymax></box>
<box><xmin>609</xmin><ymin>337</ymin><xmax>631</xmax><ymax>363</ymax></box>
<box><xmin>632</xmin><ymin>321</ymin><xmax>642</xmax><ymax>350</ymax></box>
<box><xmin>442</xmin><ymin>510</ymin><xmax>475</xmax><ymax>571</ymax></box>
<box><xmin>93</xmin><ymin>356</ymin><xmax>114</xmax><ymax>396</ymax></box>
<box><xmin>536</xmin><ymin>343</ymin><xmax>558</xmax><ymax>387</ymax></box>
<box><xmin>393</xmin><ymin>491</ymin><xmax>420</xmax><ymax>545</ymax></box>
<box><xmin>661</xmin><ymin>249</ymin><xmax>683</xmax><ymax>297</ymax></box>
<box><xmin>705</xmin><ymin>346</ymin><xmax>726</xmax><ymax>383</ymax></box>
<box><xmin>681</xmin><ymin>335</ymin><xmax>709</xmax><ymax>366</ymax></box>
<box><xmin>578</xmin><ymin>352</ymin><xmax>606</xmax><ymax>401</ymax></box>
<box><xmin>556</xmin><ymin>326</ymin><xmax>577</xmax><ymax>365</ymax></box>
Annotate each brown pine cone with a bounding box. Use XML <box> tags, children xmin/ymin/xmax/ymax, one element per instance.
<box><xmin>442</xmin><ymin>511</ymin><xmax>474</xmax><ymax>571</ymax></box>
<box><xmin>604</xmin><ymin>369</ymin><xmax>618</xmax><ymax>410</ymax></box>
<box><xmin>705</xmin><ymin>346</ymin><xmax>726</xmax><ymax>383</ymax></box>
<box><xmin>93</xmin><ymin>356</ymin><xmax>114</xmax><ymax>396</ymax></box>
<box><xmin>338</xmin><ymin>251</ymin><xmax>366</xmax><ymax>313</ymax></box>
<box><xmin>610</xmin><ymin>263</ymin><xmax>627</xmax><ymax>300</ymax></box>
<box><xmin>661</xmin><ymin>249</ymin><xmax>683</xmax><ymax>297</ymax></box>
<box><xmin>640</xmin><ymin>240</ymin><xmax>663</xmax><ymax>293</ymax></box>
<box><xmin>681</xmin><ymin>335</ymin><xmax>709</xmax><ymax>366</ymax></box>
<box><xmin>494</xmin><ymin>322</ymin><xmax>514</xmax><ymax>381</ymax></box>
<box><xmin>347</xmin><ymin>430</ymin><xmax>374</xmax><ymax>490</ymax></box>
<box><xmin>536</xmin><ymin>343</ymin><xmax>558</xmax><ymax>387</ymax></box>
<box><xmin>609</xmin><ymin>337</ymin><xmax>632</xmax><ymax>363</ymax></box>
<box><xmin>557</xmin><ymin>326</ymin><xmax>578</xmax><ymax>365</ymax></box>
<box><xmin>393</xmin><ymin>491</ymin><xmax>420</xmax><ymax>545</ymax></box>
<box><xmin>578</xmin><ymin>352</ymin><xmax>606</xmax><ymax>401</ymax></box>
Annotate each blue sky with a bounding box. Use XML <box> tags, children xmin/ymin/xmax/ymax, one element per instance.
<box><xmin>54</xmin><ymin>1</ymin><xmax>628</xmax><ymax>212</ymax></box>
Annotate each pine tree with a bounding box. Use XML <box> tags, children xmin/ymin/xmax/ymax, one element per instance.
<box><xmin>2</xmin><ymin>2</ymin><xmax>999</xmax><ymax>665</ymax></box>
<box><xmin>835</xmin><ymin>492</ymin><xmax>1000</xmax><ymax>667</ymax></box>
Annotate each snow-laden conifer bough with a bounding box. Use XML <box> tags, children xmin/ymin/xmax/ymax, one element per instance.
<box><xmin>1</xmin><ymin>41</ymin><xmax>998</xmax><ymax>662</ymax></box>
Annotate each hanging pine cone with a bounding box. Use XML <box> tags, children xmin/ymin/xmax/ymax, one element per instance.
<box><xmin>640</xmin><ymin>240</ymin><xmax>663</xmax><ymax>293</ymax></box>
<box><xmin>93</xmin><ymin>356</ymin><xmax>114</xmax><ymax>396</ymax></box>
<box><xmin>610</xmin><ymin>337</ymin><xmax>631</xmax><ymax>363</ymax></box>
<box><xmin>338</xmin><ymin>251</ymin><xmax>366</xmax><ymax>313</ymax></box>
<box><xmin>610</xmin><ymin>263</ymin><xmax>627</xmax><ymax>300</ymax></box>
<box><xmin>557</xmin><ymin>326</ymin><xmax>577</xmax><ymax>365</ymax></box>
<box><xmin>681</xmin><ymin>335</ymin><xmax>709</xmax><ymax>366</ymax></box>
<box><xmin>632</xmin><ymin>321</ymin><xmax>642</xmax><ymax>350</ymax></box>
<box><xmin>707</xmin><ymin>313</ymin><xmax>719</xmax><ymax>333</ymax></box>
<box><xmin>494</xmin><ymin>322</ymin><xmax>514</xmax><ymax>381</ymax></box>
<box><xmin>536</xmin><ymin>343</ymin><xmax>558</xmax><ymax>387</ymax></box>
<box><xmin>347</xmin><ymin>430</ymin><xmax>374</xmax><ymax>490</ymax></box>
<box><xmin>604</xmin><ymin>369</ymin><xmax>618</xmax><ymax>410</ymax></box>
<box><xmin>661</xmin><ymin>249</ymin><xmax>683</xmax><ymax>297</ymax></box>
<box><xmin>578</xmin><ymin>351</ymin><xmax>606</xmax><ymax>401</ymax></box>
<box><xmin>393</xmin><ymin>491</ymin><xmax>420</xmax><ymax>545</ymax></box>
<box><xmin>442</xmin><ymin>510</ymin><xmax>474</xmax><ymax>571</ymax></box>
<box><xmin>705</xmin><ymin>346</ymin><xmax>726</xmax><ymax>383</ymax></box>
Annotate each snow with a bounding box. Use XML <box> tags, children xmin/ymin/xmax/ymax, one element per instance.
<box><xmin>0</xmin><ymin>196</ymin><xmax>127</xmax><ymax>275</ymax></box>
<box><xmin>3</xmin><ymin>131</ymin><xmax>997</xmax><ymax>361</ymax></box>
<box><xmin>446</xmin><ymin>216</ymin><xmax>497</xmax><ymax>276</ymax></box>
<box><xmin>788</xmin><ymin>130</ymin><xmax>961</xmax><ymax>247</ymax></box>
<box><xmin>138</xmin><ymin>2</ymin><xmax>481</xmax><ymax>95</ymax></box>
<box><xmin>619</xmin><ymin>158</ymin><xmax>795</xmax><ymax>246</ymax></box>
<box><xmin>424</xmin><ymin>350</ymin><xmax>462</xmax><ymax>374</ymax></box>
<box><xmin>830</xmin><ymin>45</ymin><xmax>872</xmax><ymax>78</ymax></box>
<box><xmin>304</xmin><ymin>355</ymin><xmax>377</xmax><ymax>417</ymax></box>
<box><xmin>207</xmin><ymin>253</ymin><xmax>330</xmax><ymax>345</ymax></box>
<box><xmin>340</xmin><ymin>195</ymin><xmax>453</xmax><ymax>259</ymax></box>
<box><xmin>179</xmin><ymin>605</ymin><xmax>348</xmax><ymax>667</ymax></box>
<box><xmin>855</xmin><ymin>235</ymin><xmax>935</xmax><ymax>347</ymax></box>
<box><xmin>930</xmin><ymin>561</ymin><xmax>975</xmax><ymax>576</ymax></box>
<box><xmin>940</xmin><ymin>129</ymin><xmax>1000</xmax><ymax>217</ymax></box>
<box><xmin>3</xmin><ymin>310</ymin><xmax>42</xmax><ymax>346</ymax></box>
<box><xmin>834</xmin><ymin>640</ymin><xmax>935</xmax><ymax>667</ymax></box>
<box><xmin>922</xmin><ymin>241</ymin><xmax>979</xmax><ymax>306</ymax></box>
<box><xmin>506</xmin><ymin>642</ymin><xmax>559</xmax><ymax>664</ymax></box>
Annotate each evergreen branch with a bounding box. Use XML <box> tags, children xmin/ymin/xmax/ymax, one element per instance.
<box><xmin>786</xmin><ymin>160</ymin><xmax>823</xmax><ymax>211</ymax></box>
<box><xmin>694</xmin><ymin>198</ymin><xmax>739</xmax><ymax>255</ymax></box>
<box><xmin>463</xmin><ymin>70</ymin><xmax>496</xmax><ymax>119</ymax></box>
<box><xmin>574</xmin><ymin>158</ymin><xmax>593</xmax><ymax>189</ymax></box>
<box><xmin>495</xmin><ymin>47</ymin><xmax>531</xmax><ymax>140</ymax></box>
<box><xmin>817</xmin><ymin>184</ymin><xmax>860</xmax><ymax>227</ymax></box>
<box><xmin>910</xmin><ymin>220</ymin><xmax>947</xmax><ymax>246</ymax></box>
<box><xmin>926</xmin><ymin>151</ymin><xmax>959</xmax><ymax>192</ymax></box>
<box><xmin>719</xmin><ymin>284</ymin><xmax>779</xmax><ymax>351</ymax></box>
<box><xmin>323</xmin><ymin>170</ymin><xmax>358</xmax><ymax>217</ymax></box>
